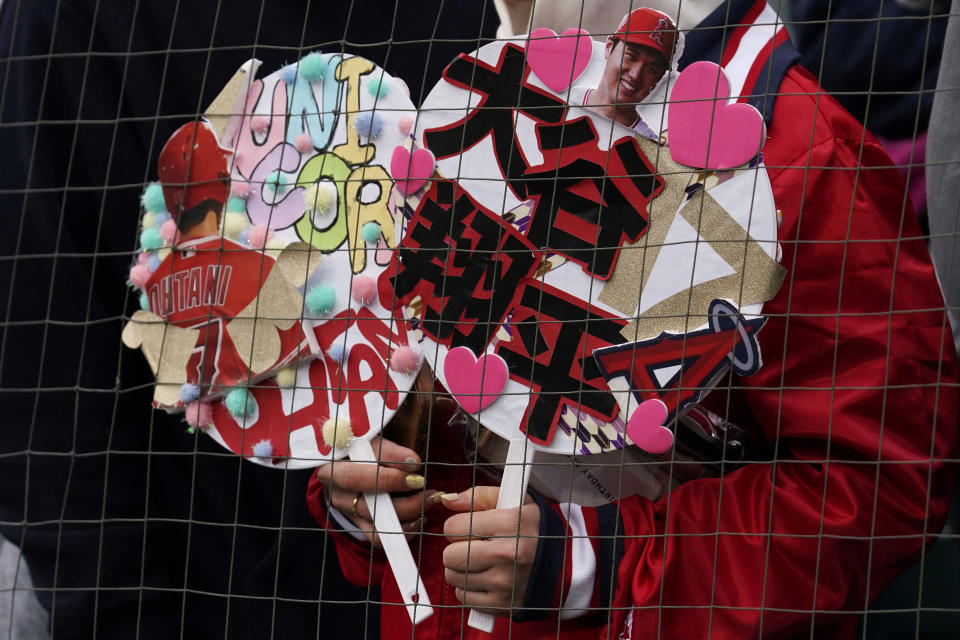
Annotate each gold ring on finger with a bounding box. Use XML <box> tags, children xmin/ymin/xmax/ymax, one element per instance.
<box><xmin>351</xmin><ymin>492</ymin><xmax>363</xmax><ymax>519</ymax></box>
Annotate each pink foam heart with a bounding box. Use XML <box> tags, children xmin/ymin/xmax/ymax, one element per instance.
<box><xmin>668</xmin><ymin>61</ymin><xmax>766</xmax><ymax>170</ymax></box>
<box><xmin>443</xmin><ymin>346</ymin><xmax>508</xmax><ymax>414</ymax></box>
<box><xmin>626</xmin><ymin>399</ymin><xmax>673</xmax><ymax>454</ymax></box>
<box><xmin>526</xmin><ymin>28</ymin><xmax>592</xmax><ymax>93</ymax></box>
<box><xmin>390</xmin><ymin>146</ymin><xmax>435</xmax><ymax>195</ymax></box>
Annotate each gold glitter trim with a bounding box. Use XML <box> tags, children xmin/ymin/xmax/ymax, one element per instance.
<box><xmin>122</xmin><ymin>311</ymin><xmax>199</xmax><ymax>406</ymax></box>
<box><xmin>226</xmin><ymin>267</ymin><xmax>304</xmax><ymax>375</ymax></box>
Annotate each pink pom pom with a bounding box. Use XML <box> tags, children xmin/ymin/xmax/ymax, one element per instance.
<box><xmin>251</xmin><ymin>115</ymin><xmax>269</xmax><ymax>133</ymax></box>
<box><xmin>231</xmin><ymin>181</ymin><xmax>252</xmax><ymax>199</ymax></box>
<box><xmin>184</xmin><ymin>400</ymin><xmax>213</xmax><ymax>429</ymax></box>
<box><xmin>159</xmin><ymin>219</ymin><xmax>178</xmax><ymax>245</ymax></box>
<box><xmin>351</xmin><ymin>275</ymin><xmax>378</xmax><ymax>305</ymax></box>
<box><xmin>247</xmin><ymin>224</ymin><xmax>271</xmax><ymax>249</ymax></box>
<box><xmin>398</xmin><ymin>116</ymin><xmax>414</xmax><ymax>136</ymax></box>
<box><xmin>129</xmin><ymin>264</ymin><xmax>152</xmax><ymax>287</ymax></box>
<box><xmin>295</xmin><ymin>133</ymin><xmax>313</xmax><ymax>152</ymax></box>
<box><xmin>137</xmin><ymin>252</ymin><xmax>151</xmax><ymax>266</ymax></box>
<box><xmin>389</xmin><ymin>345</ymin><xmax>421</xmax><ymax>374</ymax></box>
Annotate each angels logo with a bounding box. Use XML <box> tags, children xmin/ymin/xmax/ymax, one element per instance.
<box><xmin>650</xmin><ymin>17</ymin><xmax>673</xmax><ymax>46</ymax></box>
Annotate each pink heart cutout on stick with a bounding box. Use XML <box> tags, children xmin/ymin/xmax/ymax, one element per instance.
<box><xmin>390</xmin><ymin>146</ymin><xmax>435</xmax><ymax>195</ymax></box>
<box><xmin>668</xmin><ymin>61</ymin><xmax>766</xmax><ymax>170</ymax></box>
<box><xmin>443</xmin><ymin>347</ymin><xmax>508</xmax><ymax>414</ymax></box>
<box><xmin>526</xmin><ymin>28</ymin><xmax>593</xmax><ymax>93</ymax></box>
<box><xmin>626</xmin><ymin>399</ymin><xmax>674</xmax><ymax>454</ymax></box>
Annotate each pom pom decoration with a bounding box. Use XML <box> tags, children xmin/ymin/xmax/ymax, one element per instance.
<box><xmin>225</xmin><ymin>387</ymin><xmax>256</xmax><ymax>418</ymax></box>
<box><xmin>361</xmin><ymin>221</ymin><xmax>381</xmax><ymax>243</ymax></box>
<box><xmin>147</xmin><ymin>255</ymin><xmax>162</xmax><ymax>271</ymax></box>
<box><xmin>263</xmin><ymin>169</ymin><xmax>288</xmax><ymax>195</ymax></box>
<box><xmin>294</xmin><ymin>132</ymin><xmax>313</xmax><ymax>153</ymax></box>
<box><xmin>129</xmin><ymin>264</ymin><xmax>151</xmax><ymax>288</ymax></box>
<box><xmin>230</xmin><ymin>181</ymin><xmax>252</xmax><ymax>199</ymax></box>
<box><xmin>298</xmin><ymin>51</ymin><xmax>328</xmax><ymax>82</ymax></box>
<box><xmin>179</xmin><ymin>383</ymin><xmax>201</xmax><ymax>404</ymax></box>
<box><xmin>275</xmin><ymin>367</ymin><xmax>296</xmax><ymax>388</ymax></box>
<box><xmin>223</xmin><ymin>211</ymin><xmax>250</xmax><ymax>239</ymax></box>
<box><xmin>140</xmin><ymin>227</ymin><xmax>163</xmax><ymax>251</ymax></box>
<box><xmin>157</xmin><ymin>248</ymin><xmax>171</xmax><ymax>261</ymax></box>
<box><xmin>184</xmin><ymin>400</ymin><xmax>214</xmax><ymax>430</ymax></box>
<box><xmin>326</xmin><ymin>334</ymin><xmax>352</xmax><ymax>363</ymax></box>
<box><xmin>305</xmin><ymin>284</ymin><xmax>336</xmax><ymax>315</ymax></box>
<box><xmin>397</xmin><ymin>116</ymin><xmax>414</xmax><ymax>137</ymax></box>
<box><xmin>354</xmin><ymin>112</ymin><xmax>383</xmax><ymax>141</ymax></box>
<box><xmin>251</xmin><ymin>115</ymin><xmax>270</xmax><ymax>134</ymax></box>
<box><xmin>280</xmin><ymin>64</ymin><xmax>298</xmax><ymax>84</ymax></box>
<box><xmin>141</xmin><ymin>211</ymin><xmax>157</xmax><ymax>231</ymax></box>
<box><xmin>321</xmin><ymin>416</ymin><xmax>354</xmax><ymax>449</ymax></box>
<box><xmin>159</xmin><ymin>219</ymin><xmax>178</xmax><ymax>245</ymax></box>
<box><xmin>247</xmin><ymin>224</ymin><xmax>271</xmax><ymax>250</ymax></box>
<box><xmin>252</xmin><ymin>439</ymin><xmax>274</xmax><ymax>460</ymax></box>
<box><xmin>303</xmin><ymin>180</ymin><xmax>337</xmax><ymax>214</ymax></box>
<box><xmin>153</xmin><ymin>211</ymin><xmax>172</xmax><ymax>225</ymax></box>
<box><xmin>141</xmin><ymin>182</ymin><xmax>167</xmax><ymax>213</ymax></box>
<box><xmin>237</xmin><ymin>228</ymin><xmax>251</xmax><ymax>246</ymax></box>
<box><xmin>389</xmin><ymin>345</ymin><xmax>421</xmax><ymax>375</ymax></box>
<box><xmin>351</xmin><ymin>275</ymin><xmax>377</xmax><ymax>306</ymax></box>
<box><xmin>139</xmin><ymin>292</ymin><xmax>149</xmax><ymax>310</ymax></box>
<box><xmin>366</xmin><ymin>73</ymin><xmax>389</xmax><ymax>99</ymax></box>
<box><xmin>226</xmin><ymin>195</ymin><xmax>248</xmax><ymax>213</ymax></box>
<box><xmin>137</xmin><ymin>252</ymin><xmax>151</xmax><ymax>266</ymax></box>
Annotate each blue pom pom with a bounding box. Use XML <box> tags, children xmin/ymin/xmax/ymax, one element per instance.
<box><xmin>141</xmin><ymin>182</ymin><xmax>167</xmax><ymax>213</ymax></box>
<box><xmin>237</xmin><ymin>228</ymin><xmax>251</xmax><ymax>246</ymax></box>
<box><xmin>226</xmin><ymin>196</ymin><xmax>247</xmax><ymax>213</ymax></box>
<box><xmin>179</xmin><ymin>383</ymin><xmax>200</xmax><ymax>403</ymax></box>
<box><xmin>354</xmin><ymin>112</ymin><xmax>383</xmax><ymax>141</ymax></box>
<box><xmin>326</xmin><ymin>336</ymin><xmax>351</xmax><ymax>363</ymax></box>
<box><xmin>306</xmin><ymin>284</ymin><xmax>336</xmax><ymax>315</ymax></box>
<box><xmin>252</xmin><ymin>439</ymin><xmax>274</xmax><ymax>459</ymax></box>
<box><xmin>264</xmin><ymin>170</ymin><xmax>288</xmax><ymax>195</ymax></box>
<box><xmin>361</xmin><ymin>221</ymin><xmax>381</xmax><ymax>243</ymax></box>
<box><xmin>225</xmin><ymin>388</ymin><xmax>256</xmax><ymax>418</ymax></box>
<box><xmin>140</xmin><ymin>227</ymin><xmax>163</xmax><ymax>251</ymax></box>
<box><xmin>280</xmin><ymin>64</ymin><xmax>298</xmax><ymax>84</ymax></box>
<box><xmin>153</xmin><ymin>210</ymin><xmax>171</xmax><ymax>226</ymax></box>
<box><xmin>139</xmin><ymin>293</ymin><xmax>149</xmax><ymax>310</ymax></box>
<box><xmin>367</xmin><ymin>74</ymin><xmax>389</xmax><ymax>99</ymax></box>
<box><xmin>147</xmin><ymin>255</ymin><xmax>162</xmax><ymax>272</ymax></box>
<box><xmin>299</xmin><ymin>52</ymin><xmax>328</xmax><ymax>83</ymax></box>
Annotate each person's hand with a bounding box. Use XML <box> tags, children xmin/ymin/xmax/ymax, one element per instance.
<box><xmin>441</xmin><ymin>486</ymin><xmax>539</xmax><ymax>617</ymax></box>
<box><xmin>315</xmin><ymin>436</ymin><xmax>440</xmax><ymax>546</ymax></box>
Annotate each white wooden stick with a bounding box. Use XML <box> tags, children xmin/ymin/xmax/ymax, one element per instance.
<box><xmin>348</xmin><ymin>438</ymin><xmax>433</xmax><ymax>625</ymax></box>
<box><xmin>467</xmin><ymin>437</ymin><xmax>536</xmax><ymax>632</ymax></box>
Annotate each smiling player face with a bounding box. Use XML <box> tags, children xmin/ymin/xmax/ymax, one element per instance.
<box><xmin>604</xmin><ymin>39</ymin><xmax>668</xmax><ymax>107</ymax></box>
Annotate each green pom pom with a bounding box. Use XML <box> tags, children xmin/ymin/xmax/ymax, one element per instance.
<box><xmin>306</xmin><ymin>284</ymin><xmax>336</xmax><ymax>315</ymax></box>
<box><xmin>141</xmin><ymin>182</ymin><xmax>167</xmax><ymax>213</ymax></box>
<box><xmin>140</xmin><ymin>227</ymin><xmax>163</xmax><ymax>251</ymax></box>
<box><xmin>139</xmin><ymin>293</ymin><xmax>149</xmax><ymax>310</ymax></box>
<box><xmin>264</xmin><ymin>170</ymin><xmax>288</xmax><ymax>194</ymax></box>
<box><xmin>366</xmin><ymin>74</ymin><xmax>389</xmax><ymax>99</ymax></box>
<box><xmin>225</xmin><ymin>388</ymin><xmax>256</xmax><ymax>418</ymax></box>
<box><xmin>299</xmin><ymin>52</ymin><xmax>329</xmax><ymax>83</ymax></box>
<box><xmin>226</xmin><ymin>196</ymin><xmax>247</xmax><ymax>213</ymax></box>
<box><xmin>361</xmin><ymin>221</ymin><xmax>381</xmax><ymax>243</ymax></box>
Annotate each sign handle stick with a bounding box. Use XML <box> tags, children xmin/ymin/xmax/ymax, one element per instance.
<box><xmin>467</xmin><ymin>437</ymin><xmax>536</xmax><ymax>632</ymax></box>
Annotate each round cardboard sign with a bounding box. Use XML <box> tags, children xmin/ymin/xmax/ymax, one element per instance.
<box><xmin>395</xmin><ymin>37</ymin><xmax>783</xmax><ymax>456</ymax></box>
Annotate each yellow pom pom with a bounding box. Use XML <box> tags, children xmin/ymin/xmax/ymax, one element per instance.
<box><xmin>223</xmin><ymin>211</ymin><xmax>250</xmax><ymax>239</ymax></box>
<box><xmin>142</xmin><ymin>211</ymin><xmax>157</xmax><ymax>230</ymax></box>
<box><xmin>275</xmin><ymin>367</ymin><xmax>296</xmax><ymax>388</ymax></box>
<box><xmin>156</xmin><ymin>248</ymin><xmax>171</xmax><ymax>261</ymax></box>
<box><xmin>321</xmin><ymin>416</ymin><xmax>354</xmax><ymax>449</ymax></box>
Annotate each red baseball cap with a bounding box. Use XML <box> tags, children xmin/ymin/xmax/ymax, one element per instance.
<box><xmin>157</xmin><ymin>121</ymin><xmax>233</xmax><ymax>217</ymax></box>
<box><xmin>613</xmin><ymin>8</ymin><xmax>678</xmax><ymax>64</ymax></box>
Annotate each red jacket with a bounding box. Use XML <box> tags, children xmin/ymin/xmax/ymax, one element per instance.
<box><xmin>307</xmin><ymin>11</ymin><xmax>958</xmax><ymax>640</ymax></box>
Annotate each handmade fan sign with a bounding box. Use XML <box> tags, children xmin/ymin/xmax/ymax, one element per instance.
<box><xmin>123</xmin><ymin>55</ymin><xmax>431</xmax><ymax>624</ymax></box>
<box><xmin>386</xmin><ymin>30</ymin><xmax>783</xmax><ymax>631</ymax></box>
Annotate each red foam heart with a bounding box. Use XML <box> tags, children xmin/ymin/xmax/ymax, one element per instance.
<box><xmin>443</xmin><ymin>346</ymin><xmax>508</xmax><ymax>414</ymax></box>
<box><xmin>390</xmin><ymin>146</ymin><xmax>435</xmax><ymax>195</ymax></box>
<box><xmin>626</xmin><ymin>399</ymin><xmax>673</xmax><ymax>454</ymax></box>
<box><xmin>668</xmin><ymin>61</ymin><xmax>766</xmax><ymax>170</ymax></box>
<box><xmin>526</xmin><ymin>27</ymin><xmax>592</xmax><ymax>93</ymax></box>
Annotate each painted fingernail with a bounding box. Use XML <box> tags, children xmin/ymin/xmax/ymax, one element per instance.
<box><xmin>427</xmin><ymin>491</ymin><xmax>445</xmax><ymax>505</ymax></box>
<box><xmin>439</xmin><ymin>492</ymin><xmax>460</xmax><ymax>504</ymax></box>
<box><xmin>403</xmin><ymin>517</ymin><xmax>425</xmax><ymax>531</ymax></box>
<box><xmin>405</xmin><ymin>474</ymin><xmax>426</xmax><ymax>489</ymax></box>
<box><xmin>404</xmin><ymin>456</ymin><xmax>419</xmax><ymax>465</ymax></box>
